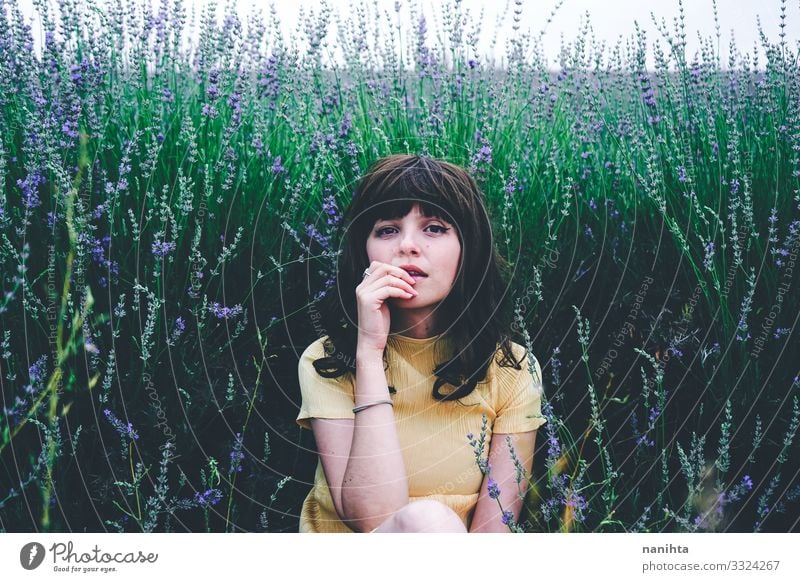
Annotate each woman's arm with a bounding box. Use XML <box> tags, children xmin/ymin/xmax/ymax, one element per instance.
<box><xmin>340</xmin><ymin>346</ymin><xmax>409</xmax><ymax>531</ymax></box>
<box><xmin>311</xmin><ymin>260</ymin><xmax>417</xmax><ymax>531</ymax></box>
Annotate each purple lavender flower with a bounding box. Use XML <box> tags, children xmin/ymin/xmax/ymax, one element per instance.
<box><xmin>208</xmin><ymin>302</ymin><xmax>243</xmax><ymax>319</ymax></box>
<box><xmin>305</xmin><ymin>224</ymin><xmax>331</xmax><ymax>248</ymax></box>
<box><xmin>152</xmin><ymin>240</ymin><xmax>176</xmax><ymax>258</ymax></box>
<box><xmin>69</xmin><ymin>62</ymin><xmax>83</xmax><ymax>84</ymax></box>
<box><xmin>22</xmin><ymin>355</ymin><xmax>48</xmax><ymax>397</ymax></box>
<box><xmin>194</xmin><ymin>488</ymin><xmax>223</xmax><ymax>507</ymax></box>
<box><xmin>417</xmin><ymin>13</ymin><xmax>427</xmax><ymax>37</ymax></box>
<box><xmin>321</xmin><ymin>194</ymin><xmax>342</xmax><ymax>227</ymax></box>
<box><xmin>487</xmin><ymin>478</ymin><xmax>501</xmax><ymax>499</ymax></box>
<box><xmin>229</xmin><ymin>432</ymin><xmax>245</xmax><ymax>475</ymax></box>
<box><xmin>773</xmin><ymin>327</ymin><xmax>789</xmax><ymax>339</ymax></box>
<box><xmin>338</xmin><ymin>113</ymin><xmax>352</xmax><ymax>139</ymax></box>
<box><xmin>565</xmin><ymin>489</ymin><xmax>588</xmax><ymax>521</ymax></box>
<box><xmin>540</xmin><ymin>497</ymin><xmax>559</xmax><ymax>521</ymax></box>
<box><xmin>677</xmin><ymin>166</ymin><xmax>687</xmax><ymax>183</ymax></box>
<box><xmin>703</xmin><ymin>241</ymin><xmax>716</xmax><ymax>271</ymax></box>
<box><xmin>642</xmin><ymin>87</ymin><xmax>656</xmax><ymax>107</ymax></box>
<box><xmin>501</xmin><ymin>510</ymin><xmax>514</xmax><ymax>524</ymax></box>
<box><xmin>92</xmin><ymin>201</ymin><xmax>109</xmax><ymax>220</ymax></box>
<box><xmin>258</xmin><ymin>54</ymin><xmax>280</xmax><ymax>104</ymax></box>
<box><xmin>61</xmin><ymin>120</ymin><xmax>79</xmax><ymax>140</ymax></box>
<box><xmin>542</xmin><ymin>407</ymin><xmax>562</xmax><ymax>463</ymax></box>
<box><xmin>168</xmin><ymin>317</ymin><xmax>186</xmax><ymax>346</ymax></box>
<box><xmin>635</xmin><ymin>434</ymin><xmax>655</xmax><ymax>447</ymax></box>
<box><xmin>768</xmin><ymin>208</ymin><xmax>778</xmax><ymax>225</ymax></box>
<box><xmin>271</xmin><ymin>156</ymin><xmax>285</xmax><ymax>174</ymax></box>
<box><xmin>4</xmin><ymin>396</ymin><xmax>27</xmax><ymax>426</ymax></box>
<box><xmin>103</xmin><ymin>409</ymin><xmax>139</xmax><ymax>440</ymax></box>
<box><xmin>17</xmin><ymin>170</ymin><xmax>45</xmax><ymax>209</ymax></box>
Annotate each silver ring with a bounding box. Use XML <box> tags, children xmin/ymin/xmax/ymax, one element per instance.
<box><xmin>362</xmin><ymin>268</ymin><xmax>372</xmax><ymax>279</ymax></box>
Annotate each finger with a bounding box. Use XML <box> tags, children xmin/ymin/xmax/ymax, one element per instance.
<box><xmin>357</xmin><ymin>277</ymin><xmax>417</xmax><ymax>305</ymax></box>
<box><xmin>367</xmin><ymin>273</ymin><xmax>417</xmax><ymax>295</ymax></box>
<box><xmin>368</xmin><ymin>262</ymin><xmax>416</xmax><ymax>286</ymax></box>
<box><xmin>390</xmin><ymin>265</ymin><xmax>417</xmax><ymax>286</ymax></box>
<box><xmin>377</xmin><ymin>286</ymin><xmax>416</xmax><ymax>300</ymax></box>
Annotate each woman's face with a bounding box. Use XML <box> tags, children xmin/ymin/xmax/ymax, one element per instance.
<box><xmin>365</xmin><ymin>202</ymin><xmax>462</xmax><ymax>317</ymax></box>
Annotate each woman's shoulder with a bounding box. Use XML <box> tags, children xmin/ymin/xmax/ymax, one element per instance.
<box><xmin>490</xmin><ymin>340</ymin><xmax>540</xmax><ymax>383</ymax></box>
<box><xmin>299</xmin><ymin>335</ymin><xmax>331</xmax><ymax>366</ymax></box>
<box><xmin>494</xmin><ymin>339</ymin><xmax>535</xmax><ymax>365</ymax></box>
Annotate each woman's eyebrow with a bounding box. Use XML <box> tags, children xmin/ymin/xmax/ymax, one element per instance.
<box><xmin>375</xmin><ymin>215</ymin><xmax>447</xmax><ymax>224</ymax></box>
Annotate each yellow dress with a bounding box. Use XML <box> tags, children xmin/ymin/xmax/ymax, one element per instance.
<box><xmin>295</xmin><ymin>332</ymin><xmax>547</xmax><ymax>532</ymax></box>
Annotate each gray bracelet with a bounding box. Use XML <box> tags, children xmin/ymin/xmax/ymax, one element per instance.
<box><xmin>352</xmin><ymin>399</ymin><xmax>394</xmax><ymax>413</ymax></box>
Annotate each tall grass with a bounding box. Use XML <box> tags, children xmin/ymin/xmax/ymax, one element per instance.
<box><xmin>0</xmin><ymin>0</ymin><xmax>798</xmax><ymax>532</ymax></box>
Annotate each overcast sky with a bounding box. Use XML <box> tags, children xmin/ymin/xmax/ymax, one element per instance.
<box><xmin>236</xmin><ymin>0</ymin><xmax>797</xmax><ymax>68</ymax></box>
<box><xmin>19</xmin><ymin>0</ymin><xmax>800</xmax><ymax>69</ymax></box>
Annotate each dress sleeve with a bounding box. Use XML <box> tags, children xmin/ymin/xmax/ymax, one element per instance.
<box><xmin>296</xmin><ymin>339</ymin><xmax>357</xmax><ymax>430</ymax></box>
<box><xmin>492</xmin><ymin>346</ymin><xmax>548</xmax><ymax>434</ymax></box>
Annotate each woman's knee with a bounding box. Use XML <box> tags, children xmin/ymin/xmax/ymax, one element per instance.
<box><xmin>392</xmin><ymin>500</ymin><xmax>467</xmax><ymax>532</ymax></box>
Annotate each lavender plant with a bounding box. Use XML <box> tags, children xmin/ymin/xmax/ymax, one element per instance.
<box><xmin>0</xmin><ymin>0</ymin><xmax>798</xmax><ymax>532</ymax></box>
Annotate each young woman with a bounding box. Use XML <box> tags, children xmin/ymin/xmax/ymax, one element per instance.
<box><xmin>296</xmin><ymin>154</ymin><xmax>547</xmax><ymax>532</ymax></box>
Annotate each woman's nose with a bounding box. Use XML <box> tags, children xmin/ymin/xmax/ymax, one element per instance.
<box><xmin>398</xmin><ymin>232</ymin><xmax>421</xmax><ymax>255</ymax></box>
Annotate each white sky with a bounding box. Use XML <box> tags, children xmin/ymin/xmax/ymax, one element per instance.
<box><xmin>241</xmin><ymin>0</ymin><xmax>798</xmax><ymax>68</ymax></box>
<box><xmin>19</xmin><ymin>0</ymin><xmax>800</xmax><ymax>69</ymax></box>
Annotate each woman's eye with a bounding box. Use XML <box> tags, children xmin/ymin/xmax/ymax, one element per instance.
<box><xmin>428</xmin><ymin>225</ymin><xmax>449</xmax><ymax>234</ymax></box>
<box><xmin>375</xmin><ymin>225</ymin><xmax>449</xmax><ymax>237</ymax></box>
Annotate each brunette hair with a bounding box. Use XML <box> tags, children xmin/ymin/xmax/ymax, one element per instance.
<box><xmin>310</xmin><ymin>154</ymin><xmax>526</xmax><ymax>401</ymax></box>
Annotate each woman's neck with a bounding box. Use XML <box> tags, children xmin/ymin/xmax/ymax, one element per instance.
<box><xmin>389</xmin><ymin>310</ymin><xmax>443</xmax><ymax>339</ymax></box>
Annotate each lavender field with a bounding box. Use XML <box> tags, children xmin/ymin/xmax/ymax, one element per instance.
<box><xmin>0</xmin><ymin>0</ymin><xmax>799</xmax><ymax>533</ymax></box>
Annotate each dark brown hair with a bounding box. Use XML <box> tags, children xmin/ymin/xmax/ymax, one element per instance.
<box><xmin>311</xmin><ymin>154</ymin><xmax>526</xmax><ymax>401</ymax></box>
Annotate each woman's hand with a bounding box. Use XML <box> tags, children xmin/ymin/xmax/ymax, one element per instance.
<box><xmin>355</xmin><ymin>260</ymin><xmax>419</xmax><ymax>353</ymax></box>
